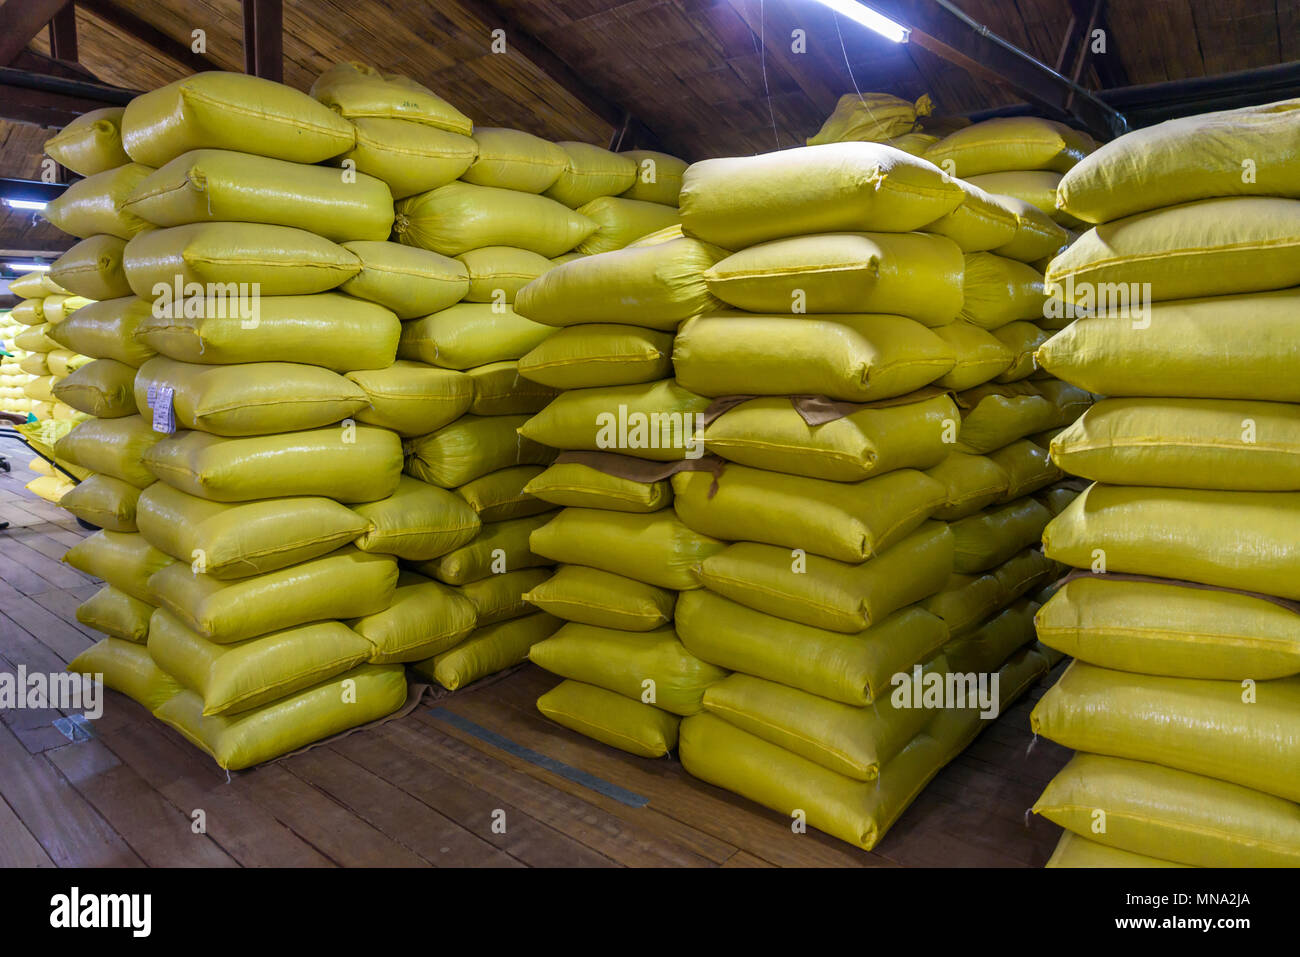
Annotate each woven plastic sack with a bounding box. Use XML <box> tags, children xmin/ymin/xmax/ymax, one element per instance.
<box><xmin>43</xmin><ymin>163</ymin><xmax>154</xmax><ymax>240</ymax></box>
<box><xmin>960</xmin><ymin>252</ymin><xmax>1047</xmax><ymax>328</ymax></box>
<box><xmin>154</xmin><ymin>665</ymin><xmax>406</xmax><ymax>770</ymax></box>
<box><xmin>124</xmin><ymin>223</ymin><xmax>360</xmax><ymax>297</ymax></box>
<box><xmin>455</xmin><ymin>464</ymin><xmax>550</xmax><ymax>522</ymax></box>
<box><xmin>44</xmin><ymin>107</ymin><xmax>130</xmax><ymax>176</ymax></box>
<box><xmin>932</xmin><ymin>321</ymin><xmax>1013</xmax><ymax>390</ymax></box>
<box><xmin>543</xmin><ymin>142</ymin><xmax>637</xmax><ymax>208</ymax></box>
<box><xmin>953</xmin><ymin>384</ymin><xmax>1060</xmax><ymax>454</ymax></box>
<box><xmin>345</xmin><ymin>362</ymin><xmax>472</xmax><ymax>437</ymax></box>
<box><xmin>144</xmin><ymin>425</ymin><xmax>402</xmax><ymax>503</ymax></box>
<box><xmin>338</xmin><ymin>118</ymin><xmax>476</xmax><ymax>198</ymax></box>
<box><xmin>991</xmin><ymin>321</ymin><xmax>1048</xmax><ymax>381</ymax></box>
<box><xmin>54</xmin><ymin>359</ymin><xmax>138</xmax><ymax>417</ymax></box>
<box><xmin>1046</xmin><ymin>830</ymin><xmax>1187</xmax><ymax>868</ymax></box>
<box><xmin>136</xmin><ymin>480</ymin><xmax>368</xmax><ymax>579</ymax></box>
<box><xmin>413</xmin><ymin>611</ymin><xmax>560</xmax><ymax>690</ymax></box>
<box><xmin>942</xmin><ymin>599</ymin><xmax>1037</xmax><ymax>673</ymax></box>
<box><xmin>465</xmin><ymin>361</ymin><xmax>559</xmax><ymax>416</ymax></box>
<box><xmin>704</xmin><ymin>231</ymin><xmax>964</xmax><ymax>325</ymax></box>
<box><xmin>60</xmin><ymin>473</ymin><xmax>140</xmax><ymax>532</ymax></box>
<box><xmin>923</xmin><ymin>180</ymin><xmax>1018</xmax><ymax>252</ymax></box>
<box><xmin>674</xmin><ymin>313</ymin><xmax>955</xmax><ymax>401</ymax></box>
<box><xmin>310</xmin><ymin>62</ymin><xmax>472</xmax><ymax>134</ymax></box>
<box><xmin>679</xmin><ymin>142</ymin><xmax>963</xmax><ymax>250</ymax></box>
<box><xmin>77</xmin><ymin>585</ymin><xmax>153</xmax><ymax>643</ymax></box>
<box><xmin>807</xmin><ymin>93</ymin><xmax>931</xmax><ymax>146</ymax></box>
<box><xmin>966</xmin><ymin>170</ymin><xmax>1062</xmax><ymax>220</ymax></box>
<box><xmin>339</xmin><ymin>241</ymin><xmax>468</xmax><ymax>319</ymax></box>
<box><xmin>124</xmin><ymin>149</ymin><xmax>393</xmax><ymax>241</ymax></box>
<box><xmin>456</xmin><ymin>246</ymin><xmax>551</xmax><ymax>303</ymax></box>
<box><xmin>48</xmin><ymin>296</ymin><xmax>155</xmax><ymax>367</ymax></box>
<box><xmin>986</xmin><ymin>438</ymin><xmax>1060</xmax><ymax>499</ymax></box>
<box><xmin>51</xmin><ymin>235</ymin><xmax>131</xmax><ymax>300</ymax></box>
<box><xmin>618</xmin><ymin>149</ymin><xmax>688</xmax><ymax>206</ymax></box>
<box><xmin>349</xmin><ymin>575</ymin><xmax>477</xmax><ymax>664</ymax></box>
<box><xmin>518</xmin><ymin>324</ymin><xmax>673</xmax><ymax>390</ymax></box>
<box><xmin>397</xmin><ymin>303</ymin><xmax>552</xmax><ymax>370</ymax></box>
<box><xmin>462</xmin><ymin>128</ymin><xmax>567</xmax><ymax>193</ymax></box>
<box><xmin>537</xmin><ymin>680</ymin><xmax>679</xmax><ymax>758</ymax></box>
<box><xmin>695</xmin><ymin>522</ymin><xmax>953</xmax><ymax>633</ymax></box>
<box><xmin>993</xmin><ymin>197</ymin><xmax>1068</xmax><ymax>263</ymax></box>
<box><xmin>54</xmin><ymin>415</ymin><xmax>161</xmax><ymax>487</ymax></box>
<box><xmin>576</xmin><ymin>196</ymin><xmax>679</xmax><ymax>255</ymax></box>
<box><xmin>951</xmin><ymin>498</ymin><xmax>1052</xmax><ymax>573</ymax></box>
<box><xmin>1036</xmin><ymin>575</ymin><xmax>1300</xmax><ymax>680</ymax></box>
<box><xmin>67</xmin><ymin>637</ymin><xmax>181</xmax><ymax>711</ymax></box>
<box><xmin>926</xmin><ymin>451</ymin><xmax>1009</xmax><ymax>520</ymax></box>
<box><xmin>523</xmin><ymin>460</ymin><xmax>671</xmax><ymax>513</ymax></box>
<box><xmin>518</xmin><ymin>379</ymin><xmax>708</xmax><ymax>460</ymax></box>
<box><xmin>405</xmin><ymin>414</ymin><xmax>553</xmax><ymax>488</ymax></box>
<box><xmin>64</xmin><ymin>530</ymin><xmax>175</xmax><ymax>603</ymax></box>
<box><xmin>416</xmin><ymin>512</ymin><xmax>553</xmax><ymax>585</ymax></box>
<box><xmin>523</xmin><ymin>565</ymin><xmax>675</xmax><ymax>631</ymax></box>
<box><xmin>351</xmin><ymin>475</ymin><xmax>481</xmax><ymax>560</ymax></box>
<box><xmin>396</xmin><ymin>182</ymin><xmax>596</xmax><ymax>258</ymax></box>
<box><xmin>459</xmin><ymin>568</ymin><xmax>551</xmax><ymax>626</ymax></box>
<box><xmin>923</xmin><ymin>117</ymin><xmax>1091</xmax><ymax>176</ymax></box>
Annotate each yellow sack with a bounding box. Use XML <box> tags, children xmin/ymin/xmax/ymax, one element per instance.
<box><xmin>54</xmin><ymin>415</ymin><xmax>161</xmax><ymax>488</ymax></box>
<box><xmin>23</xmin><ymin>376</ymin><xmax>57</xmax><ymax>404</ymax></box>
<box><xmin>48</xmin><ymin>296</ymin><xmax>155</xmax><ymax>367</ymax></box>
<box><xmin>966</xmin><ymin>170</ymin><xmax>1062</xmax><ymax>219</ymax></box>
<box><xmin>986</xmin><ymin>438</ymin><xmax>1060</xmax><ymax>499</ymax></box>
<box><xmin>1052</xmin><ymin>397</ymin><xmax>1300</xmax><ymax>490</ymax></box>
<box><xmin>396</xmin><ymin>182</ymin><xmax>596</xmax><ymax>258</ymax></box>
<box><xmin>150</xmin><ymin>546</ymin><xmax>396</xmax><ymax>643</ymax></box>
<box><xmin>310</xmin><ymin>61</ymin><xmax>472</xmax><ymax>134</ymax></box>
<box><xmin>991</xmin><ymin>321</ymin><xmax>1048</xmax><ymax>381</ymax></box>
<box><xmin>515</xmin><ymin>235</ymin><xmax>726</xmax><ymax>330</ymax></box>
<box><xmin>53</xmin><ymin>359</ymin><xmax>138</xmax><ymax>417</ymax></box>
<box><xmin>351</xmin><ymin>474</ymin><xmax>481</xmax><ymax>560</ymax></box>
<box><xmin>932</xmin><ymin>321</ymin><xmax>1014</xmax><ymax>391</ymax></box>
<box><xmin>397</xmin><ymin>303</ymin><xmax>553</xmax><ymax>370</ymax></box>
<box><xmin>924</xmin><ymin>181</ymin><xmax>1019</xmax><ymax>252</ymax></box>
<box><xmin>1048</xmin><ymin>197</ymin><xmax>1300</xmax><ymax>303</ymax></box>
<box><xmin>18</xmin><ymin>353</ymin><xmax>50</xmax><ymax>377</ymax></box>
<box><xmin>136</xmin><ymin>481</ymin><xmax>368</xmax><ymax>579</ymax></box>
<box><xmin>462</xmin><ymin>127</ymin><xmax>567</xmax><ymax>193</ymax></box>
<box><xmin>64</xmin><ymin>530</ymin><xmax>175</xmax><ymax>603</ymax></box>
<box><xmin>414</xmin><ymin>612</ymin><xmax>560</xmax><ymax>690</ymax></box>
<box><xmin>456</xmin><ymin>464</ymin><xmax>550</xmax><ymax>522</ymax></box>
<box><xmin>405</xmin><ymin>414</ymin><xmax>553</xmax><ymax>488</ymax></box>
<box><xmin>136</xmin><ymin>291</ymin><xmax>400</xmax><ymax>372</ymax></box>
<box><xmin>68</xmin><ymin>637</ymin><xmax>181</xmax><ymax>711</ymax></box>
<box><xmin>923</xmin><ymin>117</ymin><xmax>1090</xmax><ymax>176</ymax></box>
<box><xmin>576</xmin><ymin>197</ymin><xmax>679</xmax><ymax>255</ymax></box>
<box><xmin>123</xmin><ymin>71</ymin><xmax>357</xmax><ymax>167</ymax></box>
<box><xmin>960</xmin><ymin>252</ymin><xmax>1047</xmax><ymax>329</ymax></box>
<box><xmin>466</xmin><ymin>361</ymin><xmax>559</xmax><ymax>416</ymax></box>
<box><xmin>806</xmin><ymin>93</ymin><xmax>930</xmax><ymax>146</ymax></box>
<box><xmin>530</xmin><ymin>623</ymin><xmax>727</xmax><ymax>715</ymax></box>
<box><xmin>124</xmin><ymin>223</ymin><xmax>360</xmax><ymax>297</ymax></box>
<box><xmin>1035</xmin><ymin>379</ymin><xmax>1093</xmax><ymax>427</ymax></box>
<box><xmin>26</xmin><ymin>473</ymin><xmax>75</xmax><ymax>503</ymax></box>
<box><xmin>1044</xmin><ymin>483</ymin><xmax>1300</xmax><ymax>598</ymax></box>
<box><xmin>679</xmin><ymin>143</ymin><xmax>963</xmax><ymax>250</ymax></box>
<box><xmin>703</xmin><ymin>392</ymin><xmax>956</xmax><ymax>483</ymax></box>
<box><xmin>44</xmin><ymin>293</ymin><xmax>94</xmax><ymax>323</ymax></box>
<box><xmin>15</xmin><ymin>323</ymin><xmax>58</xmax><ymax>353</ymax></box>
<box><xmin>1036</xmin><ymin>289</ymin><xmax>1300</xmax><ymax>403</ymax></box>
<box><xmin>350</xmin><ymin>575</ymin><xmax>477</xmax><ymax>664</ymax></box>
<box><xmin>10</xmin><ymin>298</ymin><xmax>43</xmax><ymax>325</ymax></box>
<box><xmin>674</xmin><ymin>313</ymin><xmax>955</xmax><ymax>401</ymax></box>
<box><xmin>530</xmin><ymin>506</ymin><xmax>723</xmax><ymax>590</ymax></box>
<box><xmin>543</xmin><ymin>142</ymin><xmax>637</xmax><ymax>208</ymax></box>
<box><xmin>417</xmin><ymin>512</ymin><xmax>554</xmax><ymax>585</ymax></box>
<box><xmin>1032</xmin><ymin>661</ymin><xmax>1300</xmax><ymax>802</ymax></box>
<box><xmin>144</xmin><ymin>425</ymin><xmax>403</xmax><ymax>503</ymax></box>
<box><xmin>1035</xmin><ymin>753</ymin><xmax>1300</xmax><ymax>868</ymax></box>
<box><xmin>456</xmin><ymin>246</ymin><xmax>551</xmax><ymax>303</ymax></box>
<box><xmin>537</xmin><ymin>680</ymin><xmax>680</xmax><ymax>758</ymax></box>
<box><xmin>60</xmin><ymin>473</ymin><xmax>140</xmax><ymax>532</ymax></box>
<box><xmin>954</xmin><ymin>383</ymin><xmax>1060</xmax><ymax>454</ymax></box>
<box><xmin>674</xmin><ymin>465</ymin><xmax>944</xmax><ymax>563</ymax></box>
<box><xmin>704</xmin><ymin>232</ymin><xmax>964</xmax><ymax>325</ymax></box>
<box><xmin>943</xmin><ymin>599</ymin><xmax>1037</xmax><ymax>673</ymax></box>
<box><xmin>134</xmin><ymin>356</ymin><xmax>367</xmax><ymax>436</ymax></box>
<box><xmin>883</xmin><ymin>132</ymin><xmax>939</xmax><ymax>156</ymax></box>
<box><xmin>77</xmin><ymin>585</ymin><xmax>154</xmax><ymax>643</ymax></box>
<box><xmin>459</xmin><ymin>567</ymin><xmax>552</xmax><ymax>626</ymax></box>
<box><xmin>993</xmin><ymin>197</ymin><xmax>1068</xmax><ymax>263</ymax></box>
<box><xmin>148</xmin><ymin>608</ymin><xmax>372</xmax><ymax>716</ymax></box>
<box><xmin>339</xmin><ymin>241</ymin><xmax>468</xmax><ymax>319</ymax></box>
<box><xmin>44</xmin><ymin>107</ymin><xmax>130</xmax><ymax>176</ymax></box>
<box><xmin>992</xmin><ymin>548</ymin><xmax>1057</xmax><ymax>603</ymax></box>
<box><xmin>702</xmin><ymin>665</ymin><xmax>939</xmax><ymax>781</ymax></box>
<box><xmin>518</xmin><ymin>379</ymin><xmax>707</xmax><ymax>460</ymax></box>
<box><xmin>523</xmin><ymin>459</ymin><xmax>671</xmax><ymax>513</ymax></box>
<box><xmin>1036</xmin><ymin>575</ymin><xmax>1300</xmax><ymax>680</ymax></box>
<box><xmin>951</xmin><ymin>498</ymin><xmax>1052</xmax><ymax>573</ymax></box>
<box><xmin>51</xmin><ymin>235</ymin><xmax>131</xmax><ymax>300</ymax></box>
<box><xmin>337</xmin><ymin>118</ymin><xmax>476</xmax><ymax>199</ymax></box>
<box><xmin>619</xmin><ymin>149</ymin><xmax>687</xmax><ymax>206</ymax></box>
<box><xmin>1046</xmin><ymin>830</ymin><xmax>1188</xmax><ymax>868</ymax></box>
<box><xmin>345</xmin><ymin>362</ymin><xmax>472</xmax><ymax>437</ymax></box>
<box><xmin>923</xmin><ymin>572</ymin><xmax>1005</xmax><ymax>639</ymax></box>
<box><xmin>696</xmin><ymin>522</ymin><xmax>953</xmax><ymax>633</ymax></box>
<box><xmin>523</xmin><ymin>565</ymin><xmax>674</xmax><ymax>631</ymax></box>
<box><xmin>10</xmin><ymin>271</ymin><xmax>60</xmax><ymax>299</ymax></box>
<box><xmin>517</xmin><ymin>323</ymin><xmax>672</xmax><ymax>390</ymax></box>
<box><xmin>43</xmin><ymin>163</ymin><xmax>154</xmax><ymax>240</ymax></box>
<box><xmin>154</xmin><ymin>665</ymin><xmax>407</xmax><ymax>771</ymax></box>
<box><xmin>124</xmin><ymin>149</ymin><xmax>393</xmax><ymax>242</ymax></box>
<box><xmin>927</xmin><ymin>451</ymin><xmax>1010</xmax><ymax>520</ymax></box>
<box><xmin>1058</xmin><ymin>99</ymin><xmax>1300</xmax><ymax>224</ymax></box>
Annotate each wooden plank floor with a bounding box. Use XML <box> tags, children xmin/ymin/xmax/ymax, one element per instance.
<box><xmin>0</xmin><ymin>432</ymin><xmax>1071</xmax><ymax>868</ymax></box>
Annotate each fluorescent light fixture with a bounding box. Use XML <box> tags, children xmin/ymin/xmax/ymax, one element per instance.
<box><xmin>6</xmin><ymin>262</ymin><xmax>51</xmax><ymax>272</ymax></box>
<box><xmin>813</xmin><ymin>0</ymin><xmax>910</xmax><ymax>42</ymax></box>
<box><xmin>3</xmin><ymin>198</ymin><xmax>47</xmax><ymax>211</ymax></box>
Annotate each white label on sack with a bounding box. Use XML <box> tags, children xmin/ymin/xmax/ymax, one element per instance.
<box><xmin>146</xmin><ymin>382</ymin><xmax>158</xmax><ymax>409</ymax></box>
<box><xmin>152</xmin><ymin>385</ymin><xmax>176</xmax><ymax>434</ymax></box>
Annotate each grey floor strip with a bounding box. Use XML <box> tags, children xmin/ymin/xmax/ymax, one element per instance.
<box><xmin>428</xmin><ymin>707</ymin><xmax>650</xmax><ymax>808</ymax></box>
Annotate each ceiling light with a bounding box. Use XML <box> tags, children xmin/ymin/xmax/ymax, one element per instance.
<box><xmin>812</xmin><ymin>0</ymin><xmax>910</xmax><ymax>42</ymax></box>
<box><xmin>6</xmin><ymin>262</ymin><xmax>51</xmax><ymax>272</ymax></box>
<box><xmin>3</xmin><ymin>198</ymin><xmax>48</xmax><ymax>211</ymax></box>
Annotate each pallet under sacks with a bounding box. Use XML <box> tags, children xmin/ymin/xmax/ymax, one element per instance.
<box><xmin>1027</xmin><ymin>100</ymin><xmax>1300</xmax><ymax>868</ymax></box>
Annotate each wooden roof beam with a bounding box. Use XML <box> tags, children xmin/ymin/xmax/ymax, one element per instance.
<box><xmin>242</xmin><ymin>0</ymin><xmax>283</xmax><ymax>82</ymax></box>
<box><xmin>49</xmin><ymin>1</ymin><xmax>77</xmax><ymax>62</ymax></box>
<box><xmin>0</xmin><ymin>0</ymin><xmax>74</xmax><ymax>65</ymax></box>
<box><xmin>0</xmin><ymin>65</ymin><xmax>135</xmax><ymax>126</ymax></box>
<box><xmin>76</xmin><ymin>0</ymin><xmax>224</xmax><ymax>73</ymax></box>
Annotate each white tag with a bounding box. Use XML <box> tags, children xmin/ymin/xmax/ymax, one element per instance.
<box><xmin>146</xmin><ymin>382</ymin><xmax>158</xmax><ymax>409</ymax></box>
<box><xmin>152</xmin><ymin>385</ymin><xmax>176</xmax><ymax>434</ymax></box>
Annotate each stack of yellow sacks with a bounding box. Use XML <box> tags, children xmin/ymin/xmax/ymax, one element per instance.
<box><xmin>1</xmin><ymin>307</ymin><xmax>36</xmax><ymax>418</ymax></box>
<box><xmin>55</xmin><ymin>70</ymin><xmax>434</xmax><ymax>771</ymax></box>
<box><xmin>806</xmin><ymin>91</ymin><xmax>940</xmax><ymax>157</ymax></box>
<box><xmin>1028</xmin><ymin>99</ymin><xmax>1300</xmax><ymax>867</ymax></box>
<box><xmin>6</xmin><ymin>270</ymin><xmax>94</xmax><ymax>423</ymax></box>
